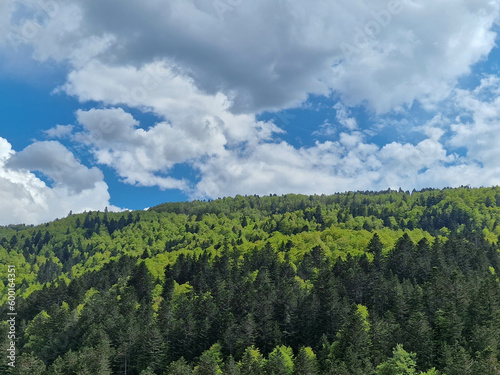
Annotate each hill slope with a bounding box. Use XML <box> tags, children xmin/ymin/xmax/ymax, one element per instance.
<box><xmin>1</xmin><ymin>186</ymin><xmax>500</xmax><ymax>374</ymax></box>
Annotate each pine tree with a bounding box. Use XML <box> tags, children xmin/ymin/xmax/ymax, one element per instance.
<box><xmin>330</xmin><ymin>304</ymin><xmax>374</xmax><ymax>374</ymax></box>
<box><xmin>367</xmin><ymin>233</ymin><xmax>383</xmax><ymax>271</ymax></box>
<box><xmin>223</xmin><ymin>355</ymin><xmax>241</xmax><ymax>375</ymax></box>
<box><xmin>293</xmin><ymin>347</ymin><xmax>319</xmax><ymax>375</ymax></box>
<box><xmin>166</xmin><ymin>357</ymin><xmax>193</xmax><ymax>375</ymax></box>
<box><xmin>403</xmin><ymin>312</ymin><xmax>434</xmax><ymax>370</ymax></box>
<box><xmin>193</xmin><ymin>343</ymin><xmax>224</xmax><ymax>375</ymax></box>
<box><xmin>265</xmin><ymin>345</ymin><xmax>294</xmax><ymax>375</ymax></box>
<box><xmin>127</xmin><ymin>261</ymin><xmax>155</xmax><ymax>304</ymax></box>
<box><xmin>139</xmin><ymin>367</ymin><xmax>157</xmax><ymax>375</ymax></box>
<box><xmin>441</xmin><ymin>344</ymin><xmax>474</xmax><ymax>375</ymax></box>
<box><xmin>9</xmin><ymin>353</ymin><xmax>46</xmax><ymax>375</ymax></box>
<box><xmin>239</xmin><ymin>346</ymin><xmax>266</xmax><ymax>375</ymax></box>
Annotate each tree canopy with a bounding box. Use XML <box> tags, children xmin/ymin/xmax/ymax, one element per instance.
<box><xmin>2</xmin><ymin>186</ymin><xmax>500</xmax><ymax>374</ymax></box>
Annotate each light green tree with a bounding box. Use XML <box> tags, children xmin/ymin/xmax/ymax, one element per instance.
<box><xmin>239</xmin><ymin>345</ymin><xmax>266</xmax><ymax>375</ymax></box>
<box><xmin>265</xmin><ymin>345</ymin><xmax>294</xmax><ymax>375</ymax></box>
<box><xmin>376</xmin><ymin>344</ymin><xmax>441</xmax><ymax>375</ymax></box>
<box><xmin>194</xmin><ymin>343</ymin><xmax>224</xmax><ymax>375</ymax></box>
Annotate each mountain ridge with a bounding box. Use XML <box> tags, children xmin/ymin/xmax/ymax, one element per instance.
<box><xmin>1</xmin><ymin>185</ymin><xmax>500</xmax><ymax>374</ymax></box>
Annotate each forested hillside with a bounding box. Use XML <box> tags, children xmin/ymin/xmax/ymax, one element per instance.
<box><xmin>1</xmin><ymin>186</ymin><xmax>500</xmax><ymax>374</ymax></box>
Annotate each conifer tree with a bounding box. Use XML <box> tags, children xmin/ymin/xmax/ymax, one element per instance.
<box><xmin>330</xmin><ymin>304</ymin><xmax>374</xmax><ymax>374</ymax></box>
<box><xmin>239</xmin><ymin>346</ymin><xmax>266</xmax><ymax>375</ymax></box>
<box><xmin>293</xmin><ymin>347</ymin><xmax>319</xmax><ymax>375</ymax></box>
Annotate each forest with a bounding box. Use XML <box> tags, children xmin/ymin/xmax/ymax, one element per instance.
<box><xmin>1</xmin><ymin>186</ymin><xmax>500</xmax><ymax>374</ymax></box>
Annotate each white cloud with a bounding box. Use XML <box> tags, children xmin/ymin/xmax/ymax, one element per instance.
<box><xmin>193</xmin><ymin>132</ymin><xmax>457</xmax><ymax>199</ymax></box>
<box><xmin>53</xmin><ymin>51</ymin><xmax>500</xmax><ymax>201</ymax></box>
<box><xmin>2</xmin><ymin>0</ymin><xmax>499</xmax><ymax>113</ymax></box>
<box><xmin>448</xmin><ymin>75</ymin><xmax>500</xmax><ymax>177</ymax></box>
<box><xmin>0</xmin><ymin>138</ymin><xmax>116</xmax><ymax>225</ymax></box>
<box><xmin>312</xmin><ymin>120</ymin><xmax>337</xmax><ymax>138</ymax></box>
<box><xmin>0</xmin><ymin>137</ymin><xmax>14</xmax><ymax>161</ymax></box>
<box><xmin>334</xmin><ymin>103</ymin><xmax>358</xmax><ymax>130</ymax></box>
<box><xmin>61</xmin><ymin>61</ymin><xmax>282</xmax><ymax>145</ymax></box>
<box><xmin>418</xmin><ymin>114</ymin><xmax>448</xmax><ymax>141</ymax></box>
<box><xmin>55</xmin><ymin>61</ymin><xmax>283</xmax><ymax>192</ymax></box>
<box><xmin>74</xmin><ymin>107</ymin><xmax>190</xmax><ymax>190</ymax></box>
<box><xmin>44</xmin><ymin>124</ymin><xmax>74</xmax><ymax>139</ymax></box>
<box><xmin>331</xmin><ymin>0</ymin><xmax>499</xmax><ymax>112</ymax></box>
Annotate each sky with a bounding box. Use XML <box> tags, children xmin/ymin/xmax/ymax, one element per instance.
<box><xmin>1</xmin><ymin>0</ymin><xmax>500</xmax><ymax>225</ymax></box>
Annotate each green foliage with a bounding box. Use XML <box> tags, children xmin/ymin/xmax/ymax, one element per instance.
<box><xmin>239</xmin><ymin>346</ymin><xmax>266</xmax><ymax>375</ymax></box>
<box><xmin>2</xmin><ymin>186</ymin><xmax>500</xmax><ymax>374</ymax></box>
<box><xmin>293</xmin><ymin>347</ymin><xmax>319</xmax><ymax>375</ymax></box>
<box><xmin>46</xmin><ymin>344</ymin><xmax>112</xmax><ymax>375</ymax></box>
<box><xmin>265</xmin><ymin>345</ymin><xmax>294</xmax><ymax>375</ymax></box>
<box><xmin>194</xmin><ymin>343</ymin><xmax>224</xmax><ymax>375</ymax></box>
<box><xmin>223</xmin><ymin>355</ymin><xmax>241</xmax><ymax>375</ymax></box>
<box><xmin>329</xmin><ymin>303</ymin><xmax>374</xmax><ymax>374</ymax></box>
<box><xmin>140</xmin><ymin>367</ymin><xmax>158</xmax><ymax>375</ymax></box>
<box><xmin>167</xmin><ymin>357</ymin><xmax>193</xmax><ymax>375</ymax></box>
<box><xmin>8</xmin><ymin>353</ymin><xmax>46</xmax><ymax>375</ymax></box>
<box><xmin>376</xmin><ymin>344</ymin><xmax>417</xmax><ymax>375</ymax></box>
<box><xmin>419</xmin><ymin>369</ymin><xmax>442</xmax><ymax>375</ymax></box>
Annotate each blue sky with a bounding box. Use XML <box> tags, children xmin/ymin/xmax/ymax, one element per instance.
<box><xmin>1</xmin><ymin>0</ymin><xmax>500</xmax><ymax>225</ymax></box>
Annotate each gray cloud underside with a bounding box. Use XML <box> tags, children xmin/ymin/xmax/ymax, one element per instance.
<box><xmin>4</xmin><ymin>0</ymin><xmax>499</xmax><ymax>112</ymax></box>
<box><xmin>0</xmin><ymin>138</ymin><xmax>117</xmax><ymax>225</ymax></box>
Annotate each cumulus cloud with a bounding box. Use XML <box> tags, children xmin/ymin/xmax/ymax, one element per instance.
<box><xmin>46</xmin><ymin>36</ymin><xmax>500</xmax><ymax>201</ymax></box>
<box><xmin>54</xmin><ymin>61</ymin><xmax>282</xmax><ymax>191</ymax></box>
<box><xmin>0</xmin><ymin>138</ymin><xmax>116</xmax><ymax>225</ymax></box>
<box><xmin>60</xmin><ymin>61</ymin><xmax>283</xmax><ymax>145</ymax></box>
<box><xmin>2</xmin><ymin>0</ymin><xmax>499</xmax><ymax>113</ymax></box>
<box><xmin>44</xmin><ymin>124</ymin><xmax>74</xmax><ymax>139</ymax></box>
<box><xmin>332</xmin><ymin>0</ymin><xmax>499</xmax><ymax>112</ymax></box>
<box><xmin>74</xmin><ymin>107</ymin><xmax>190</xmax><ymax>190</ymax></box>
<box><xmin>6</xmin><ymin>141</ymin><xmax>104</xmax><ymax>193</ymax></box>
<box><xmin>446</xmin><ymin>76</ymin><xmax>500</xmax><ymax>181</ymax></box>
<box><xmin>192</xmin><ymin>132</ymin><xmax>458</xmax><ymax>198</ymax></box>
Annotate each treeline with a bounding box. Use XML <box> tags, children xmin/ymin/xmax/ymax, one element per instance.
<box><xmin>152</xmin><ymin>186</ymin><xmax>500</xmax><ymax>235</ymax></box>
<box><xmin>0</xmin><ymin>186</ymin><xmax>500</xmax><ymax>374</ymax></box>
